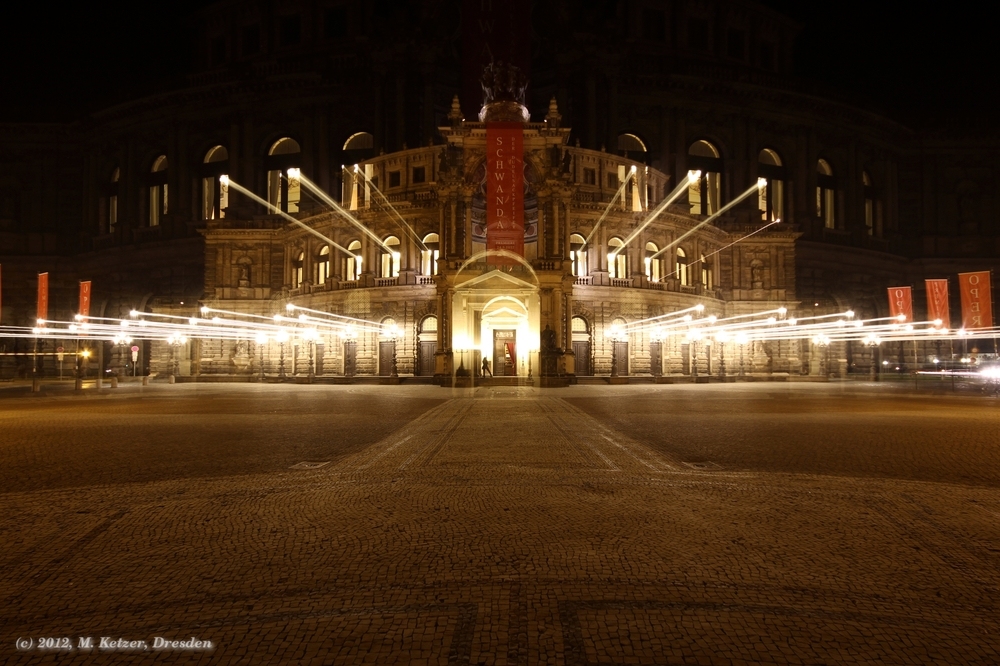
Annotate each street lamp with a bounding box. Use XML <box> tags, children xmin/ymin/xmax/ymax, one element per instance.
<box><xmin>609</xmin><ymin>324</ymin><xmax>623</xmax><ymax>377</ymax></box>
<box><xmin>76</xmin><ymin>348</ymin><xmax>91</xmax><ymax>389</ymax></box>
<box><xmin>166</xmin><ymin>334</ymin><xmax>187</xmax><ymax>384</ymax></box>
<box><xmin>863</xmin><ymin>333</ymin><xmax>881</xmax><ymax>382</ymax></box>
<box><xmin>255</xmin><ymin>333</ymin><xmax>268</xmax><ymax>382</ymax></box>
<box><xmin>276</xmin><ymin>329</ymin><xmax>289</xmax><ymax>380</ymax></box>
<box><xmin>735</xmin><ymin>333</ymin><xmax>748</xmax><ymax>379</ymax></box>
<box><xmin>303</xmin><ymin>328</ymin><xmax>318</xmax><ymax>382</ymax></box>
<box><xmin>687</xmin><ymin>329</ymin><xmax>703</xmax><ymax>378</ymax></box>
<box><xmin>112</xmin><ymin>333</ymin><xmax>133</xmax><ymax>378</ymax></box>
<box><xmin>388</xmin><ymin>324</ymin><xmax>402</xmax><ymax>378</ymax></box>
<box><xmin>715</xmin><ymin>332</ymin><xmax>729</xmax><ymax>380</ymax></box>
<box><xmin>812</xmin><ymin>334</ymin><xmax>831</xmax><ymax>378</ymax></box>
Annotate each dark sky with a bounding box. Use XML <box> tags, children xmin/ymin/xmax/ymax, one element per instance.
<box><xmin>0</xmin><ymin>1</ymin><xmax>993</xmax><ymax>127</ymax></box>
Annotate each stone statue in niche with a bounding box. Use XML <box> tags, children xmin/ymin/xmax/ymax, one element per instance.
<box><xmin>750</xmin><ymin>260</ymin><xmax>764</xmax><ymax>289</ymax></box>
<box><xmin>237</xmin><ymin>264</ymin><xmax>251</xmax><ymax>288</ymax></box>
<box><xmin>541</xmin><ymin>324</ymin><xmax>557</xmax><ymax>352</ymax></box>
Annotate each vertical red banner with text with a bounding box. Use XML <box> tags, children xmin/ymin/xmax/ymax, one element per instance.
<box><xmin>37</xmin><ymin>272</ymin><xmax>49</xmax><ymax>322</ymax></box>
<box><xmin>486</xmin><ymin>122</ymin><xmax>524</xmax><ymax>262</ymax></box>
<box><xmin>925</xmin><ymin>279</ymin><xmax>950</xmax><ymax>329</ymax></box>
<box><xmin>958</xmin><ymin>271</ymin><xmax>993</xmax><ymax>330</ymax></box>
<box><xmin>886</xmin><ymin>286</ymin><xmax>913</xmax><ymax>323</ymax></box>
<box><xmin>79</xmin><ymin>281</ymin><xmax>92</xmax><ymax>318</ymax></box>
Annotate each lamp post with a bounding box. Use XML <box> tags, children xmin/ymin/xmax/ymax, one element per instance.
<box><xmin>736</xmin><ymin>333</ymin><xmax>748</xmax><ymax>379</ymax></box>
<box><xmin>255</xmin><ymin>333</ymin><xmax>267</xmax><ymax>382</ymax></box>
<box><xmin>303</xmin><ymin>328</ymin><xmax>318</xmax><ymax>382</ymax></box>
<box><xmin>76</xmin><ymin>348</ymin><xmax>91</xmax><ymax>390</ymax></box>
<box><xmin>277</xmin><ymin>329</ymin><xmax>289</xmax><ymax>380</ymax></box>
<box><xmin>389</xmin><ymin>324</ymin><xmax>401</xmax><ymax>378</ymax></box>
<box><xmin>688</xmin><ymin>330</ymin><xmax>702</xmax><ymax>379</ymax></box>
<box><xmin>863</xmin><ymin>334</ymin><xmax>881</xmax><ymax>382</ymax></box>
<box><xmin>812</xmin><ymin>334</ymin><xmax>831</xmax><ymax>378</ymax></box>
<box><xmin>716</xmin><ymin>332</ymin><xmax>729</xmax><ymax>380</ymax></box>
<box><xmin>112</xmin><ymin>333</ymin><xmax>133</xmax><ymax>378</ymax></box>
<box><xmin>609</xmin><ymin>324</ymin><xmax>622</xmax><ymax>377</ymax></box>
<box><xmin>167</xmin><ymin>334</ymin><xmax>186</xmax><ymax>384</ymax></box>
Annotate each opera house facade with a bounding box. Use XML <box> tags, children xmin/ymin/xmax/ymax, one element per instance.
<box><xmin>1</xmin><ymin>0</ymin><xmax>996</xmax><ymax>383</ymax></box>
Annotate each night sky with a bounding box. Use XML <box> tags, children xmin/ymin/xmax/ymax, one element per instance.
<box><xmin>0</xmin><ymin>1</ymin><xmax>993</xmax><ymax>127</ymax></box>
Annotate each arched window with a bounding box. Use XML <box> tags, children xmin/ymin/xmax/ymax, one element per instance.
<box><xmin>420</xmin><ymin>315</ymin><xmax>437</xmax><ymax>333</ymax></box>
<box><xmin>381</xmin><ymin>235</ymin><xmax>401</xmax><ymax>278</ymax></box>
<box><xmin>266</xmin><ymin>137</ymin><xmax>301</xmax><ymax>213</ymax></box>
<box><xmin>420</xmin><ymin>232</ymin><xmax>439</xmax><ymax>275</ymax></box>
<box><xmin>343</xmin><ymin>132</ymin><xmax>374</xmax><ymax>151</ymax></box>
<box><xmin>572</xmin><ymin>316</ymin><xmax>589</xmax><ymax>334</ymax></box>
<box><xmin>645</xmin><ymin>242</ymin><xmax>662</xmax><ymax>281</ymax></box>
<box><xmin>688</xmin><ymin>140</ymin><xmax>722</xmax><ymax>216</ymax></box>
<box><xmin>817</xmin><ymin>159</ymin><xmax>836</xmax><ymax>229</ymax></box>
<box><xmin>343</xmin><ymin>132</ymin><xmax>375</xmax><ymax>165</ymax></box>
<box><xmin>105</xmin><ymin>168</ymin><xmax>119</xmax><ymax>234</ymax></box>
<box><xmin>202</xmin><ymin>145</ymin><xmax>229</xmax><ymax>220</ymax></box>
<box><xmin>863</xmin><ymin>171</ymin><xmax>882</xmax><ymax>237</ymax></box>
<box><xmin>607</xmin><ymin>237</ymin><xmax>627</xmax><ymax>279</ymax></box>
<box><xmin>676</xmin><ymin>247</ymin><xmax>691</xmax><ymax>286</ymax></box>
<box><xmin>345</xmin><ymin>240</ymin><xmax>362</xmax><ymax>280</ymax></box>
<box><xmin>570</xmin><ymin>233</ymin><xmax>588</xmax><ymax>277</ymax></box>
<box><xmin>149</xmin><ymin>155</ymin><xmax>168</xmax><ymax>227</ymax></box>
<box><xmin>757</xmin><ymin>149</ymin><xmax>784</xmax><ymax>222</ymax></box>
<box><xmin>700</xmin><ymin>254</ymin><xmax>714</xmax><ymax>289</ymax></box>
<box><xmin>293</xmin><ymin>251</ymin><xmax>304</xmax><ymax>288</ymax></box>
<box><xmin>316</xmin><ymin>245</ymin><xmax>330</xmax><ymax>285</ymax></box>
<box><xmin>617</xmin><ymin>133</ymin><xmax>647</xmax><ymax>158</ymax></box>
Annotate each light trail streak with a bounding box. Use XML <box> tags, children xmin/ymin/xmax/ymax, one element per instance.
<box><xmin>349</xmin><ymin>165</ymin><xmax>428</xmax><ymax>251</ymax></box>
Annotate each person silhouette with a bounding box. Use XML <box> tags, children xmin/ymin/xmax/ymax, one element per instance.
<box><xmin>482</xmin><ymin>357</ymin><xmax>493</xmax><ymax>377</ymax></box>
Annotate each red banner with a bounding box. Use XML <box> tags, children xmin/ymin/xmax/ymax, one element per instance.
<box><xmin>958</xmin><ymin>271</ymin><xmax>993</xmax><ymax>330</ymax></box>
<box><xmin>37</xmin><ymin>272</ymin><xmax>49</xmax><ymax>322</ymax></box>
<box><xmin>887</xmin><ymin>286</ymin><xmax>913</xmax><ymax>323</ymax></box>
<box><xmin>925</xmin><ymin>279</ymin><xmax>950</xmax><ymax>329</ymax></box>
<box><xmin>79</xmin><ymin>281</ymin><xmax>92</xmax><ymax>318</ymax></box>
<box><xmin>486</xmin><ymin>122</ymin><xmax>524</xmax><ymax>261</ymax></box>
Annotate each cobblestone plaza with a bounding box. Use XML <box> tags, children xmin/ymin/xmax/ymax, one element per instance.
<box><xmin>2</xmin><ymin>382</ymin><xmax>1000</xmax><ymax>664</ymax></box>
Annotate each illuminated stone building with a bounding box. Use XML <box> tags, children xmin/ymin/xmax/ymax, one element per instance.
<box><xmin>0</xmin><ymin>0</ymin><xmax>997</xmax><ymax>380</ymax></box>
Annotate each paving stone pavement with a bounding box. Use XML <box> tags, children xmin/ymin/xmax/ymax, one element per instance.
<box><xmin>2</xmin><ymin>383</ymin><xmax>1000</xmax><ymax>664</ymax></box>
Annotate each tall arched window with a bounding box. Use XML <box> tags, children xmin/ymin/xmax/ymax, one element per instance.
<box><xmin>293</xmin><ymin>251</ymin><xmax>305</xmax><ymax>287</ymax></box>
<box><xmin>676</xmin><ymin>247</ymin><xmax>691</xmax><ymax>286</ymax></box>
<box><xmin>570</xmin><ymin>233</ymin><xmax>588</xmax><ymax>277</ymax></box>
<box><xmin>202</xmin><ymin>145</ymin><xmax>229</xmax><ymax>220</ymax></box>
<box><xmin>863</xmin><ymin>171</ymin><xmax>882</xmax><ymax>237</ymax></box>
<box><xmin>267</xmin><ymin>137</ymin><xmax>301</xmax><ymax>213</ymax></box>
<box><xmin>105</xmin><ymin>168</ymin><xmax>119</xmax><ymax>234</ymax></box>
<box><xmin>345</xmin><ymin>240</ymin><xmax>362</xmax><ymax>280</ymax></box>
<box><xmin>817</xmin><ymin>159</ymin><xmax>836</xmax><ymax>229</ymax></box>
<box><xmin>608</xmin><ymin>237</ymin><xmax>627</xmax><ymax>279</ymax></box>
<box><xmin>343</xmin><ymin>132</ymin><xmax>374</xmax><ymax>151</ymax></box>
<box><xmin>757</xmin><ymin>149</ymin><xmax>784</xmax><ymax>222</ymax></box>
<box><xmin>645</xmin><ymin>242</ymin><xmax>662</xmax><ymax>281</ymax></box>
<box><xmin>381</xmin><ymin>236</ymin><xmax>401</xmax><ymax>278</ymax></box>
<box><xmin>688</xmin><ymin>140</ymin><xmax>721</xmax><ymax>216</ymax></box>
<box><xmin>420</xmin><ymin>233</ymin><xmax>440</xmax><ymax>275</ymax></box>
<box><xmin>617</xmin><ymin>133</ymin><xmax>647</xmax><ymax>159</ymax></box>
<box><xmin>316</xmin><ymin>245</ymin><xmax>330</xmax><ymax>285</ymax></box>
<box><xmin>149</xmin><ymin>155</ymin><xmax>168</xmax><ymax>227</ymax></box>
<box><xmin>700</xmin><ymin>254</ymin><xmax>714</xmax><ymax>289</ymax></box>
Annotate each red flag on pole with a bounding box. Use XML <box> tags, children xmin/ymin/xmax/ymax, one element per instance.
<box><xmin>37</xmin><ymin>272</ymin><xmax>49</xmax><ymax>322</ymax></box>
<box><xmin>958</xmin><ymin>271</ymin><xmax>993</xmax><ymax>331</ymax></box>
<box><xmin>79</xmin><ymin>281</ymin><xmax>92</xmax><ymax>318</ymax></box>
<box><xmin>486</xmin><ymin>122</ymin><xmax>524</xmax><ymax>262</ymax></box>
<box><xmin>887</xmin><ymin>286</ymin><xmax>913</xmax><ymax>323</ymax></box>
<box><xmin>925</xmin><ymin>279</ymin><xmax>950</xmax><ymax>329</ymax></box>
